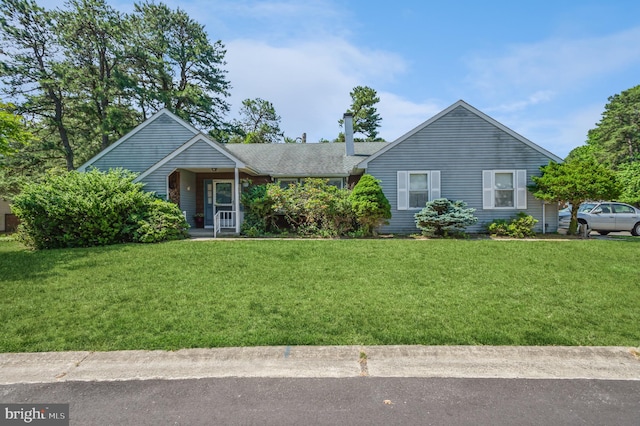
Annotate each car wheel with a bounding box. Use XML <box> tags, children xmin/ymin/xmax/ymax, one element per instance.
<box><xmin>597</xmin><ymin>231</ymin><xmax>610</xmax><ymax>236</ymax></box>
<box><xmin>632</xmin><ymin>222</ymin><xmax>640</xmax><ymax>236</ymax></box>
<box><xmin>577</xmin><ymin>221</ymin><xmax>590</xmax><ymax>237</ymax></box>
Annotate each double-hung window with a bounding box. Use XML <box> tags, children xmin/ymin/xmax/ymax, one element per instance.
<box><xmin>278</xmin><ymin>178</ymin><xmax>298</xmax><ymax>189</ymax></box>
<box><xmin>397</xmin><ymin>171</ymin><xmax>440</xmax><ymax>210</ymax></box>
<box><xmin>482</xmin><ymin>170</ymin><xmax>527</xmax><ymax>209</ymax></box>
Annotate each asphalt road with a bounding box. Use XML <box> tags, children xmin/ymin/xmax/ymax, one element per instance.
<box><xmin>2</xmin><ymin>377</ymin><xmax>639</xmax><ymax>425</ymax></box>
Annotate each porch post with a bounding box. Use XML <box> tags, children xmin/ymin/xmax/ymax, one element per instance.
<box><xmin>235</xmin><ymin>167</ymin><xmax>240</xmax><ymax>233</ymax></box>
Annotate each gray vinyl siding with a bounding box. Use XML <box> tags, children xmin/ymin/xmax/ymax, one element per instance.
<box><xmin>366</xmin><ymin>106</ymin><xmax>558</xmax><ymax>234</ymax></box>
<box><xmin>141</xmin><ymin>139</ymin><xmax>237</xmax><ymax>195</ymax></box>
<box><xmin>89</xmin><ymin>113</ymin><xmax>196</xmax><ymax>173</ymax></box>
<box><xmin>179</xmin><ymin>170</ymin><xmax>197</xmax><ymax>227</ymax></box>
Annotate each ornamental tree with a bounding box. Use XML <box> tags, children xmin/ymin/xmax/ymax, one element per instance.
<box><xmin>530</xmin><ymin>156</ymin><xmax>621</xmax><ymax>235</ymax></box>
<box><xmin>414</xmin><ymin>198</ymin><xmax>478</xmax><ymax>237</ymax></box>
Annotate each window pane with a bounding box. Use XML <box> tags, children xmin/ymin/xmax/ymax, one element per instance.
<box><xmin>495</xmin><ymin>173</ymin><xmax>513</xmax><ymax>189</ymax></box>
<box><xmin>279</xmin><ymin>179</ymin><xmax>296</xmax><ymax>189</ymax></box>
<box><xmin>207</xmin><ymin>183</ymin><xmax>213</xmax><ymax>205</ymax></box>
<box><xmin>327</xmin><ymin>178</ymin><xmax>343</xmax><ymax>188</ymax></box>
<box><xmin>410</xmin><ymin>173</ymin><xmax>428</xmax><ymax>190</ymax></box>
<box><xmin>215</xmin><ymin>183</ymin><xmax>232</xmax><ymax>204</ymax></box>
<box><xmin>409</xmin><ymin>191</ymin><xmax>428</xmax><ymax>208</ymax></box>
<box><xmin>613</xmin><ymin>204</ymin><xmax>633</xmax><ymax>214</ymax></box>
<box><xmin>495</xmin><ymin>189</ymin><xmax>514</xmax><ymax>207</ymax></box>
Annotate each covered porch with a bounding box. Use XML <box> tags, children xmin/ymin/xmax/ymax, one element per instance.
<box><xmin>168</xmin><ymin>167</ymin><xmax>270</xmax><ymax>237</ymax></box>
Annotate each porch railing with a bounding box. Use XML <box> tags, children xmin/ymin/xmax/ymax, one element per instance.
<box><xmin>213</xmin><ymin>210</ymin><xmax>236</xmax><ymax>238</ymax></box>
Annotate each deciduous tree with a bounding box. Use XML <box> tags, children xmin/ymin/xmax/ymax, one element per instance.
<box><xmin>0</xmin><ymin>102</ymin><xmax>32</xmax><ymax>156</ymax></box>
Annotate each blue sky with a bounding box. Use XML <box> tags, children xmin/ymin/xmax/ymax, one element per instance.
<box><xmin>44</xmin><ymin>0</ymin><xmax>640</xmax><ymax>157</ymax></box>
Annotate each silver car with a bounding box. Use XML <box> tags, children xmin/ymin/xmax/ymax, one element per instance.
<box><xmin>574</xmin><ymin>202</ymin><xmax>640</xmax><ymax>236</ymax></box>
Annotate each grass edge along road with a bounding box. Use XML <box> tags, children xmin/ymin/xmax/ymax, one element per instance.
<box><xmin>1</xmin><ymin>237</ymin><xmax>638</xmax><ymax>352</ymax></box>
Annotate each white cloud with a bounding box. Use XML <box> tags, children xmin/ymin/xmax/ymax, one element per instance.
<box><xmin>485</xmin><ymin>90</ymin><xmax>556</xmax><ymax>113</ymax></box>
<box><xmin>496</xmin><ymin>104</ymin><xmax>604</xmax><ymax>159</ymax></box>
<box><xmin>377</xmin><ymin>93</ymin><xmax>443</xmax><ymax>141</ymax></box>
<box><xmin>225</xmin><ymin>38</ymin><xmax>408</xmax><ymax>141</ymax></box>
<box><xmin>466</xmin><ymin>27</ymin><xmax>640</xmax><ymax>97</ymax></box>
<box><xmin>463</xmin><ymin>27</ymin><xmax>640</xmax><ymax>158</ymax></box>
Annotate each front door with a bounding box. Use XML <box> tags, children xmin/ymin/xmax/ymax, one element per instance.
<box><xmin>204</xmin><ymin>180</ymin><xmax>235</xmax><ymax>228</ymax></box>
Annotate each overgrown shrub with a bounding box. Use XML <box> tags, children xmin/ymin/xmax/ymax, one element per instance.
<box><xmin>241</xmin><ymin>179</ymin><xmax>359</xmax><ymax>237</ymax></box>
<box><xmin>349</xmin><ymin>174</ymin><xmax>391</xmax><ymax>236</ymax></box>
<box><xmin>240</xmin><ymin>184</ymin><xmax>277</xmax><ymax>235</ymax></box>
<box><xmin>414</xmin><ymin>198</ymin><xmax>478</xmax><ymax>237</ymax></box>
<box><xmin>487</xmin><ymin>212</ymin><xmax>538</xmax><ymax>238</ymax></box>
<box><xmin>267</xmin><ymin>179</ymin><xmax>356</xmax><ymax>236</ymax></box>
<box><xmin>132</xmin><ymin>198</ymin><xmax>191</xmax><ymax>243</ymax></box>
<box><xmin>12</xmin><ymin>169</ymin><xmax>189</xmax><ymax>249</ymax></box>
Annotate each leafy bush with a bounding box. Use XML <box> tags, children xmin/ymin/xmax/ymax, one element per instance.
<box><xmin>414</xmin><ymin>198</ymin><xmax>478</xmax><ymax>237</ymax></box>
<box><xmin>241</xmin><ymin>179</ymin><xmax>359</xmax><ymax>237</ymax></box>
<box><xmin>132</xmin><ymin>198</ymin><xmax>191</xmax><ymax>243</ymax></box>
<box><xmin>349</xmin><ymin>174</ymin><xmax>391</xmax><ymax>236</ymax></box>
<box><xmin>240</xmin><ymin>184</ymin><xmax>277</xmax><ymax>234</ymax></box>
<box><xmin>267</xmin><ymin>179</ymin><xmax>356</xmax><ymax>236</ymax></box>
<box><xmin>12</xmin><ymin>169</ymin><xmax>189</xmax><ymax>249</ymax></box>
<box><xmin>488</xmin><ymin>212</ymin><xmax>538</xmax><ymax>238</ymax></box>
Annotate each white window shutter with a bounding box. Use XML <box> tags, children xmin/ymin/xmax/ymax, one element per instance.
<box><xmin>430</xmin><ymin>171</ymin><xmax>441</xmax><ymax>201</ymax></box>
<box><xmin>397</xmin><ymin>171</ymin><xmax>408</xmax><ymax>210</ymax></box>
<box><xmin>516</xmin><ymin>169</ymin><xmax>527</xmax><ymax>209</ymax></box>
<box><xmin>482</xmin><ymin>170</ymin><xmax>493</xmax><ymax>209</ymax></box>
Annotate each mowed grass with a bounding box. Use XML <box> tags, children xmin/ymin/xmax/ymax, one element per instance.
<box><xmin>0</xmin><ymin>237</ymin><xmax>639</xmax><ymax>352</ymax></box>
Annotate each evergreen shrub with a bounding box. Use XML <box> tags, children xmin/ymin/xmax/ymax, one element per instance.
<box><xmin>414</xmin><ymin>198</ymin><xmax>478</xmax><ymax>237</ymax></box>
<box><xmin>12</xmin><ymin>169</ymin><xmax>189</xmax><ymax>249</ymax></box>
<box><xmin>349</xmin><ymin>174</ymin><xmax>391</xmax><ymax>236</ymax></box>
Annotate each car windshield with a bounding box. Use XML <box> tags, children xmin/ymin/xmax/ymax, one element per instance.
<box><xmin>579</xmin><ymin>203</ymin><xmax>597</xmax><ymax>213</ymax></box>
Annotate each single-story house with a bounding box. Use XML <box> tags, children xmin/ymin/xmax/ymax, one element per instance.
<box><xmin>0</xmin><ymin>198</ymin><xmax>11</xmax><ymax>232</ymax></box>
<box><xmin>79</xmin><ymin>100</ymin><xmax>563</xmax><ymax>234</ymax></box>
<box><xmin>0</xmin><ymin>198</ymin><xmax>17</xmax><ymax>233</ymax></box>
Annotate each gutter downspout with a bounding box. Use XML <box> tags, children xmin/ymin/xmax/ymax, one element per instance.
<box><xmin>542</xmin><ymin>201</ymin><xmax>546</xmax><ymax>234</ymax></box>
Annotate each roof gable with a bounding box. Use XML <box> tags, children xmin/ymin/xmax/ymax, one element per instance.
<box><xmin>357</xmin><ymin>100</ymin><xmax>562</xmax><ymax>168</ymax></box>
<box><xmin>136</xmin><ymin>134</ymin><xmax>246</xmax><ymax>182</ymax></box>
<box><xmin>77</xmin><ymin>109</ymin><xmax>200</xmax><ymax>172</ymax></box>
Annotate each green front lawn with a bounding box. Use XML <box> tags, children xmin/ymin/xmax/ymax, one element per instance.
<box><xmin>0</xmin><ymin>238</ymin><xmax>638</xmax><ymax>352</ymax></box>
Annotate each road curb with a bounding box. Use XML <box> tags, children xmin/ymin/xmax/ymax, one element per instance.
<box><xmin>1</xmin><ymin>346</ymin><xmax>639</xmax><ymax>384</ymax></box>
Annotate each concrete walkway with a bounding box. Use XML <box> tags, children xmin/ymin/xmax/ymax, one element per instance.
<box><xmin>1</xmin><ymin>346</ymin><xmax>639</xmax><ymax>385</ymax></box>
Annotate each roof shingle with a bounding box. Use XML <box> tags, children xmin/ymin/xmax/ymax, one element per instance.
<box><xmin>224</xmin><ymin>142</ymin><xmax>387</xmax><ymax>176</ymax></box>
